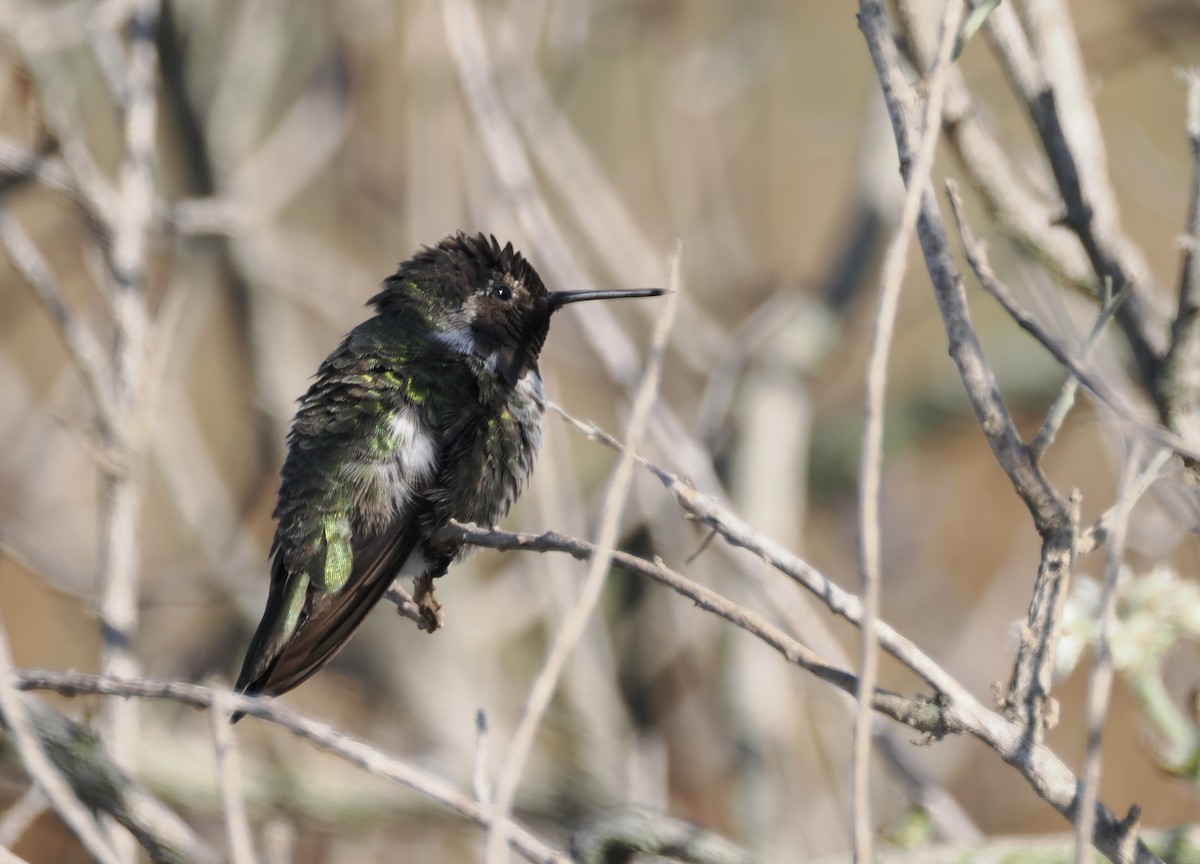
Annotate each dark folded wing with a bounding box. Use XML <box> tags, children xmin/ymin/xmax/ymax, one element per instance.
<box><xmin>234</xmin><ymin>516</ymin><xmax>422</xmax><ymax>703</ymax></box>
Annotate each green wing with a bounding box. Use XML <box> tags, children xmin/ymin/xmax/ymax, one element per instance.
<box><xmin>234</xmin><ymin>323</ymin><xmax>471</xmax><ymax>708</ymax></box>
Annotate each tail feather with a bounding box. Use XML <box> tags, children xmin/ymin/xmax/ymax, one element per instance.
<box><xmin>232</xmin><ymin>521</ymin><xmax>421</xmax><ymax>722</ymax></box>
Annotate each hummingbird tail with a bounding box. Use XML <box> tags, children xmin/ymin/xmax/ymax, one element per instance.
<box><xmin>231</xmin><ymin>522</ymin><xmax>422</xmax><ymax>722</ymax></box>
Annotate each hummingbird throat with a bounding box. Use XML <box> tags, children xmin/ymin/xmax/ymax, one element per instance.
<box><xmin>431</xmin><ymin>324</ymin><xmax>534</xmax><ymax>388</ymax></box>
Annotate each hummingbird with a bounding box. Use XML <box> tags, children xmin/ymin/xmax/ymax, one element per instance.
<box><xmin>234</xmin><ymin>232</ymin><xmax>663</xmax><ymax>712</ymax></box>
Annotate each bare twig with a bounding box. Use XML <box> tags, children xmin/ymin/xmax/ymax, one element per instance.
<box><xmin>485</xmin><ymin>245</ymin><xmax>680</xmax><ymax>864</ymax></box>
<box><xmin>440</xmin><ymin>0</ymin><xmax>645</xmax><ymax>390</ymax></box>
<box><xmin>1076</xmin><ymin>443</ymin><xmax>1141</xmax><ymax>864</ymax></box>
<box><xmin>1163</xmin><ymin>69</ymin><xmax>1200</xmax><ymax>449</ymax></box>
<box><xmin>440</xmin><ymin>0</ymin><xmax>725</xmax><ymax>501</ymax></box>
<box><xmin>97</xmin><ymin>5</ymin><xmax>161</xmax><ymax>833</ymax></box>
<box><xmin>857</xmin><ymin>4</ymin><xmax>1157</xmax><ymax>859</ymax></box>
<box><xmin>864</xmin><ymin>3</ymin><xmax>1074</xmax><ymax>738</ymax></box>
<box><xmin>0</xmin><ymin>694</ymin><xmax>220</xmax><ymax>864</ymax></box>
<box><xmin>547</xmin><ymin>400</ymin><xmax>959</xmax><ymax>700</ymax></box>
<box><xmin>897</xmin><ymin>0</ymin><xmax>1095</xmax><ymax>298</ymax></box>
<box><xmin>0</xmin><ymin>846</ymin><xmax>31</xmax><ymax>864</ymax></box>
<box><xmin>0</xmin><ymin>136</ymin><xmax>72</xmax><ymax>194</ymax></box>
<box><xmin>385</xmin><ymin>581</ymin><xmax>431</xmax><ymax>628</ymax></box>
<box><xmin>1029</xmin><ymin>280</ymin><xmax>1131</xmax><ymax>461</ymax></box>
<box><xmin>667</xmin><ymin>457</ymin><xmax>1156</xmax><ymax>858</ymax></box>
<box><xmin>861</xmin><ymin>26</ymin><xmax>1067</xmax><ymax>535</ymax></box>
<box><xmin>0</xmin><ymin>204</ymin><xmax>115</xmax><ymax>429</ymax></box>
<box><xmin>1077</xmin><ymin>449</ymin><xmax>1173</xmax><ymax>556</ymax></box>
<box><xmin>210</xmin><ymin>686</ymin><xmax>258</xmax><ymax>864</ymax></box>
<box><xmin>12</xmin><ymin>671</ymin><xmax>571</xmax><ymax>864</ymax></box>
<box><xmin>0</xmin><ymin>617</ymin><xmax>122</xmax><ymax>864</ymax></box>
<box><xmin>981</xmin><ymin>0</ymin><xmax>1168</xmax><ymax>392</ymax></box>
<box><xmin>945</xmin><ymin>180</ymin><xmax>1200</xmax><ymax>467</ymax></box>
<box><xmin>0</xmin><ymin>787</ymin><xmax>46</xmax><ymax>850</ymax></box>
<box><xmin>432</xmin><ymin>520</ymin><xmax>957</xmax><ymax>734</ymax></box>
<box><xmin>854</xmin><ymin>2</ymin><xmax>962</xmax><ymax>857</ymax></box>
<box><xmin>941</xmin><ymin>181</ymin><xmax>1184</xmax><ymax>739</ymax></box>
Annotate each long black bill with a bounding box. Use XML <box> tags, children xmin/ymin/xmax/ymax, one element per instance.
<box><xmin>547</xmin><ymin>287</ymin><xmax>666</xmax><ymax>312</ymax></box>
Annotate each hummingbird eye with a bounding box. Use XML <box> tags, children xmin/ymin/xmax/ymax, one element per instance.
<box><xmin>486</xmin><ymin>279</ymin><xmax>512</xmax><ymax>301</ymax></box>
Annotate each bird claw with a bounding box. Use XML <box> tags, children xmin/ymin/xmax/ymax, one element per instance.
<box><xmin>413</xmin><ymin>571</ymin><xmax>444</xmax><ymax>633</ymax></box>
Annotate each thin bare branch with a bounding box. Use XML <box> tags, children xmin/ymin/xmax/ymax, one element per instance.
<box><xmin>545</xmin><ymin>401</ymin><xmax>986</xmax><ymax>719</ymax></box>
<box><xmin>1077</xmin><ymin>449</ymin><xmax>1173</xmax><ymax>556</ymax></box>
<box><xmin>440</xmin><ymin>0</ymin><xmax>644</xmax><ymax>390</ymax></box>
<box><xmin>0</xmin><ymin>137</ymin><xmax>72</xmax><ymax>194</ymax></box>
<box><xmin>1029</xmin><ymin>280</ymin><xmax>1132</xmax><ymax>461</ymax></box>
<box><xmin>864</xmin><ymin>1</ymin><xmax>1074</xmax><ymax>736</ymax></box>
<box><xmin>385</xmin><ymin>581</ymin><xmax>432</xmax><ymax>628</ymax></box>
<box><xmin>857</xmin><ymin>5</ymin><xmax>1158</xmax><ymax>859</ymax></box>
<box><xmin>210</xmin><ymin>686</ymin><xmax>258</xmax><ymax>864</ymax></box>
<box><xmin>0</xmin><ymin>203</ymin><xmax>115</xmax><ymax>430</ymax></box>
<box><xmin>897</xmin><ymin>0</ymin><xmax>1096</xmax><ymax>298</ymax></box>
<box><xmin>432</xmin><ymin>520</ymin><xmax>956</xmax><ymax>735</ymax></box>
<box><xmin>0</xmin><ymin>787</ymin><xmax>46</xmax><ymax>850</ymax></box>
<box><xmin>439</xmin><ymin>494</ymin><xmax>1155</xmax><ymax>864</ymax></box>
<box><xmin>982</xmin><ymin>0</ymin><xmax>1168</xmax><ymax>389</ymax></box>
<box><xmin>1076</xmin><ymin>443</ymin><xmax>1141</xmax><ymax>864</ymax></box>
<box><xmin>486</xmin><ymin>245</ymin><xmax>680</xmax><ymax>864</ymax></box>
<box><xmin>854</xmin><ymin>3</ymin><xmax>962</xmax><ymax>857</ymax></box>
<box><xmin>1163</xmin><ymin>68</ymin><xmax>1200</xmax><ymax>449</ymax></box>
<box><xmin>945</xmin><ymin>180</ymin><xmax>1200</xmax><ymax>466</ymax></box>
<box><xmin>0</xmin><ymin>846</ymin><xmax>30</xmax><ymax>864</ymax></box>
<box><xmin>863</xmin><ymin>21</ymin><xmax>1068</xmax><ymax>532</ymax></box>
<box><xmin>98</xmin><ymin>4</ymin><xmax>160</xmax><ymax>832</ymax></box>
<box><xmin>11</xmin><ymin>671</ymin><xmax>571</xmax><ymax>864</ymax></box>
<box><xmin>0</xmin><ymin>617</ymin><xmax>122</xmax><ymax>864</ymax></box>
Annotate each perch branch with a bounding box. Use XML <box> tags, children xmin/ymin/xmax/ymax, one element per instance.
<box><xmin>555</xmin><ymin>398</ymin><xmax>1156</xmax><ymax>860</ymax></box>
<box><xmin>431</xmin><ymin>520</ymin><xmax>961</xmax><ymax>736</ymax></box>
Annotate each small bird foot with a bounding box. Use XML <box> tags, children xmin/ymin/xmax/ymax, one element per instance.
<box><xmin>413</xmin><ymin>571</ymin><xmax>445</xmax><ymax>633</ymax></box>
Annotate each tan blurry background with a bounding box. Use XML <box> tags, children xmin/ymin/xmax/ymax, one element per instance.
<box><xmin>1</xmin><ymin>0</ymin><xmax>1200</xmax><ymax>861</ymax></box>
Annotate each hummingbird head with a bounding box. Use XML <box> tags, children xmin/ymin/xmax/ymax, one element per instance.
<box><xmin>374</xmin><ymin>233</ymin><xmax>664</xmax><ymax>386</ymax></box>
